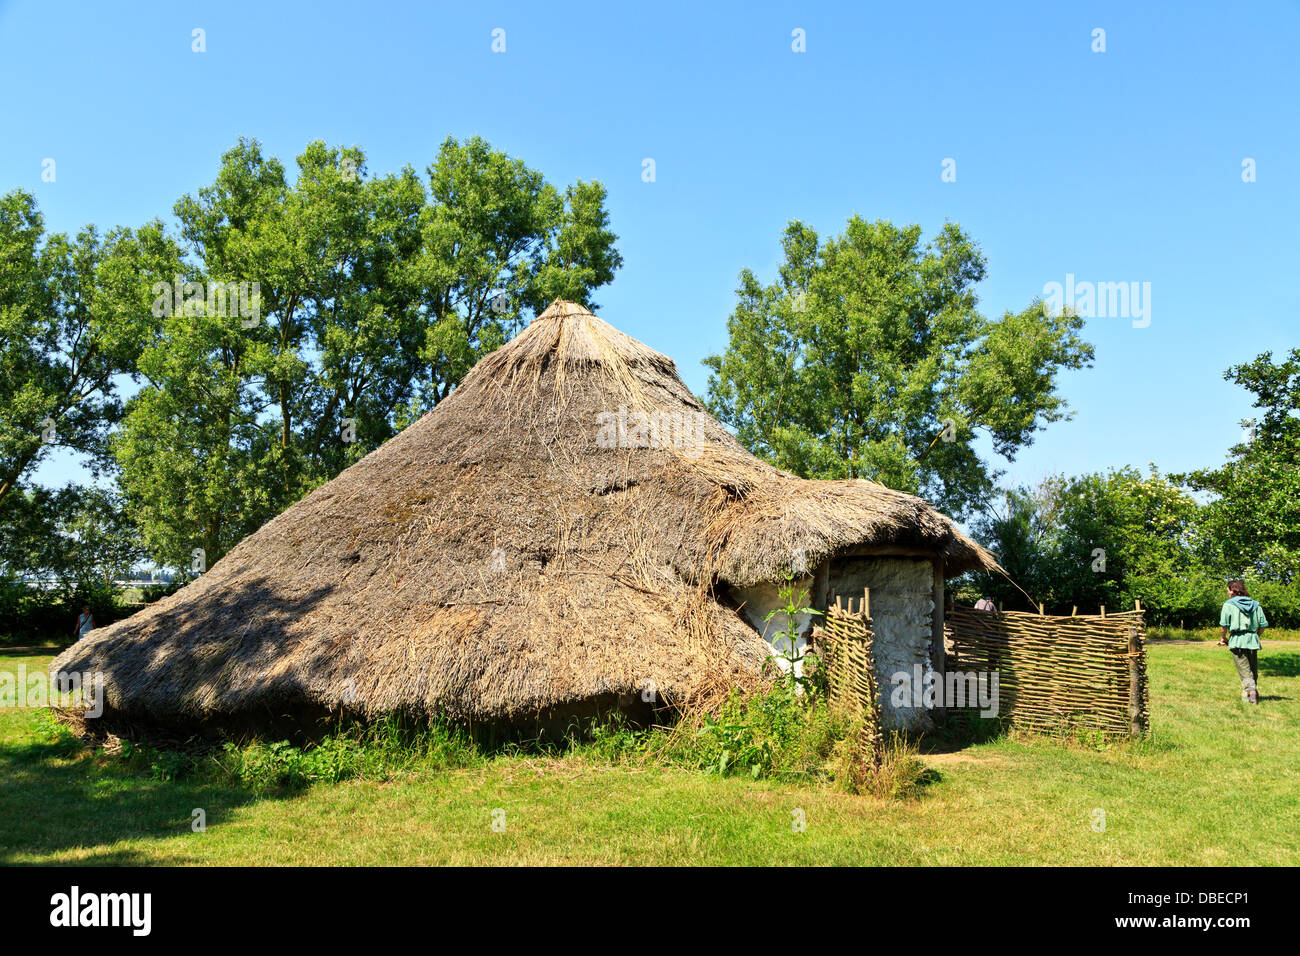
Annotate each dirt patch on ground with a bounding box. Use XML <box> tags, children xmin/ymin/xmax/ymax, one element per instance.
<box><xmin>920</xmin><ymin>752</ymin><xmax>1009</xmax><ymax>768</ymax></box>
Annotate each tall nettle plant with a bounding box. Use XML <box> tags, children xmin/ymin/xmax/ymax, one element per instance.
<box><xmin>763</xmin><ymin>575</ymin><xmax>821</xmax><ymax>693</ymax></box>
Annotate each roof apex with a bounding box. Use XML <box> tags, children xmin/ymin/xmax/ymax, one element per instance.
<box><xmin>534</xmin><ymin>298</ymin><xmax>595</xmax><ymax>322</ymax></box>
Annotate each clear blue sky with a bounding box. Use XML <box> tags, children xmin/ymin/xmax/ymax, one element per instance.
<box><xmin>3</xmin><ymin>0</ymin><xmax>1296</xmax><ymax>497</ymax></box>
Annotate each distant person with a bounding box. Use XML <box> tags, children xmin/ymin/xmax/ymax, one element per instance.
<box><xmin>974</xmin><ymin>596</ymin><xmax>995</xmax><ymax>612</ymax></box>
<box><xmin>74</xmin><ymin>604</ymin><xmax>94</xmax><ymax>640</ymax></box>
<box><xmin>1218</xmin><ymin>580</ymin><xmax>1268</xmax><ymax>705</ymax></box>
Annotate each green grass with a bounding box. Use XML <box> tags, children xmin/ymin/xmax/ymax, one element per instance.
<box><xmin>1147</xmin><ymin>624</ymin><xmax>1300</xmax><ymax>642</ymax></box>
<box><xmin>2</xmin><ymin>641</ymin><xmax>1297</xmax><ymax>865</ymax></box>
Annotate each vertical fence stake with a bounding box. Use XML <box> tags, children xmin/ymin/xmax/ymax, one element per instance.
<box><xmin>1128</xmin><ymin>626</ymin><xmax>1144</xmax><ymax>737</ymax></box>
<box><xmin>822</xmin><ymin>599</ymin><xmax>883</xmax><ymax>769</ymax></box>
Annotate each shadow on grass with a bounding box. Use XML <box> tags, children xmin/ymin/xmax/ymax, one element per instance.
<box><xmin>917</xmin><ymin>715</ymin><xmax>1010</xmax><ymax>755</ymax></box>
<box><xmin>916</xmin><ymin>766</ymin><xmax>943</xmax><ymax>787</ymax></box>
<box><xmin>1260</xmin><ymin>652</ymin><xmax>1300</xmax><ymax>678</ymax></box>
<box><xmin>0</xmin><ymin>645</ymin><xmax>66</xmax><ymax>658</ymax></box>
<box><xmin>0</xmin><ymin>723</ymin><xmax>286</xmax><ymax>865</ymax></box>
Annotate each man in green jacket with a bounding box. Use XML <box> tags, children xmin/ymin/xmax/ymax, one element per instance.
<box><xmin>1218</xmin><ymin>580</ymin><xmax>1268</xmax><ymax>705</ymax></box>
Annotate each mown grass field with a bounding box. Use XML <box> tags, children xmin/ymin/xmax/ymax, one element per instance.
<box><xmin>1147</xmin><ymin>625</ymin><xmax>1300</xmax><ymax>642</ymax></box>
<box><xmin>2</xmin><ymin>640</ymin><xmax>1297</xmax><ymax>866</ymax></box>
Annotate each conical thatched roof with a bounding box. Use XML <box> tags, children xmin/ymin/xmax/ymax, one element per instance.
<box><xmin>54</xmin><ymin>301</ymin><xmax>997</xmax><ymax>724</ymax></box>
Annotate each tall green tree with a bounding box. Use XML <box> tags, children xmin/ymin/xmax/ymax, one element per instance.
<box><xmin>968</xmin><ymin>467</ymin><xmax>1219</xmax><ymax>622</ymax></box>
<box><xmin>410</xmin><ymin>135</ymin><xmax>622</xmax><ymax>409</ymax></box>
<box><xmin>112</xmin><ymin>298</ymin><xmax>275</xmax><ymax>572</ymax></box>
<box><xmin>115</xmin><ymin>136</ymin><xmax>622</xmax><ymax>569</ymax></box>
<box><xmin>0</xmin><ymin>190</ymin><xmax>180</xmax><ymax>505</ymax></box>
<box><xmin>1181</xmin><ymin>348</ymin><xmax>1300</xmax><ymax>581</ymax></box>
<box><xmin>967</xmin><ymin>484</ymin><xmax>1058</xmax><ymax>609</ymax></box>
<box><xmin>703</xmin><ymin>218</ymin><xmax>1093</xmax><ymax>518</ymax></box>
<box><xmin>1044</xmin><ymin>466</ymin><xmax>1209</xmax><ymax>615</ymax></box>
<box><xmin>0</xmin><ymin>483</ymin><xmax>144</xmax><ymax>589</ymax></box>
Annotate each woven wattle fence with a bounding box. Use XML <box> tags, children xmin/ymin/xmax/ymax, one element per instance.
<box><xmin>945</xmin><ymin>605</ymin><xmax>1150</xmax><ymax>738</ymax></box>
<box><xmin>816</xmin><ymin>594</ymin><xmax>884</xmax><ymax>767</ymax></box>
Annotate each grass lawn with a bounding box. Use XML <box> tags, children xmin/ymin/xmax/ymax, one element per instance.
<box><xmin>1147</xmin><ymin>624</ymin><xmax>1300</xmax><ymax>642</ymax></box>
<box><xmin>1</xmin><ymin>641</ymin><xmax>1297</xmax><ymax>866</ymax></box>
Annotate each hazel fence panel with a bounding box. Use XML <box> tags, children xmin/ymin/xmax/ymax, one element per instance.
<box><xmin>817</xmin><ymin>594</ymin><xmax>884</xmax><ymax>767</ymax></box>
<box><xmin>944</xmin><ymin>605</ymin><xmax>1149</xmax><ymax>738</ymax></box>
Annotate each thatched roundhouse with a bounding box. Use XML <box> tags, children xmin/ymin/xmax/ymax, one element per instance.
<box><xmin>54</xmin><ymin>301</ymin><xmax>996</xmax><ymax>732</ymax></box>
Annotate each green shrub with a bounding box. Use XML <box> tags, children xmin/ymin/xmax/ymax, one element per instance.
<box><xmin>655</xmin><ymin>681</ymin><xmax>845</xmax><ymax>781</ymax></box>
<box><xmin>0</xmin><ymin>579</ymin><xmax>139</xmax><ymax>645</ymax></box>
<box><xmin>1248</xmin><ymin>578</ymin><xmax>1300</xmax><ymax>630</ymax></box>
<box><xmin>213</xmin><ymin>717</ymin><xmax>482</xmax><ymax>791</ymax></box>
<box><xmin>220</xmin><ymin>740</ymin><xmax>308</xmax><ymax>790</ymax></box>
<box><xmin>567</xmin><ymin>711</ymin><xmax>644</xmax><ymax>763</ymax></box>
<box><xmin>72</xmin><ymin>681</ymin><xmax>934</xmax><ymax>801</ymax></box>
<box><xmin>141</xmin><ymin>580</ymin><xmax>184</xmax><ymax>603</ymax></box>
<box><xmin>827</xmin><ymin>723</ymin><xmax>931</xmax><ymax>798</ymax></box>
<box><xmin>1125</xmin><ymin>570</ymin><xmax>1223</xmax><ymax>627</ymax></box>
<box><xmin>1140</xmin><ymin>576</ymin><xmax>1300</xmax><ymax>631</ymax></box>
<box><xmin>149</xmin><ymin>748</ymin><xmax>196</xmax><ymax>782</ymax></box>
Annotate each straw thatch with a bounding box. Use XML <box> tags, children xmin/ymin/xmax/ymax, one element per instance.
<box><xmin>53</xmin><ymin>300</ymin><xmax>997</xmax><ymax>726</ymax></box>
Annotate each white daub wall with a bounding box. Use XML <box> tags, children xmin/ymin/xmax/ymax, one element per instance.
<box><xmin>826</xmin><ymin>556</ymin><xmax>936</xmax><ymax>731</ymax></box>
<box><xmin>732</xmin><ymin>577</ymin><xmax>816</xmax><ymax>678</ymax></box>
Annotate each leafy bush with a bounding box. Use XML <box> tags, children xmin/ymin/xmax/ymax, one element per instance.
<box><xmin>214</xmin><ymin>717</ymin><xmax>482</xmax><ymax>791</ymax></box>
<box><xmin>149</xmin><ymin>748</ymin><xmax>196</xmax><ymax>782</ymax></box>
<box><xmin>826</xmin><ymin>719</ymin><xmax>931</xmax><ymax>798</ymax></box>
<box><xmin>1248</xmin><ymin>578</ymin><xmax>1300</xmax><ymax>630</ymax></box>
<box><xmin>221</xmin><ymin>740</ymin><xmax>310</xmax><ymax>790</ymax></box>
<box><xmin>220</xmin><ymin>738</ymin><xmax>372</xmax><ymax>790</ymax></box>
<box><xmin>567</xmin><ymin>712</ymin><xmax>644</xmax><ymax>763</ymax></box>
<box><xmin>141</xmin><ymin>580</ymin><xmax>184</xmax><ymax>603</ymax></box>
<box><xmin>959</xmin><ymin>464</ymin><xmax>1300</xmax><ymax>629</ymax></box>
<box><xmin>649</xmin><ymin>681</ymin><xmax>931</xmax><ymax>798</ymax></box>
<box><xmin>1138</xmin><ymin>575</ymin><xmax>1300</xmax><ymax>630</ymax></box>
<box><xmin>655</xmin><ymin>681</ymin><xmax>845</xmax><ymax>781</ymax></box>
<box><xmin>0</xmin><ymin>579</ymin><xmax>128</xmax><ymax>644</ymax></box>
<box><xmin>78</xmin><ymin>683</ymin><xmax>930</xmax><ymax>801</ymax></box>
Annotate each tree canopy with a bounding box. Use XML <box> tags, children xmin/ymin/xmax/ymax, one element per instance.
<box><xmin>110</xmin><ymin>136</ymin><xmax>622</xmax><ymax>569</ymax></box>
<box><xmin>966</xmin><ymin>467</ymin><xmax>1212</xmax><ymax>620</ymax></box>
<box><xmin>703</xmin><ymin>218</ymin><xmax>1094</xmax><ymax>519</ymax></box>
<box><xmin>1180</xmin><ymin>348</ymin><xmax>1300</xmax><ymax>582</ymax></box>
<box><xmin>0</xmin><ymin>190</ymin><xmax>180</xmax><ymax>506</ymax></box>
